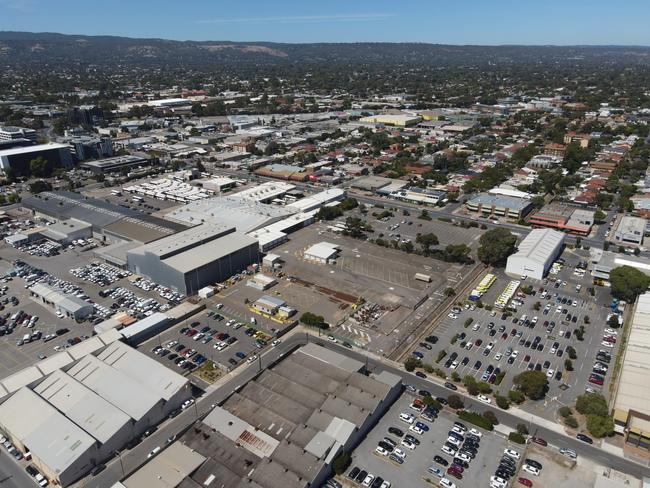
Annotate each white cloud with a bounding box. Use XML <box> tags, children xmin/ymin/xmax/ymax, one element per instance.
<box><xmin>197</xmin><ymin>13</ymin><xmax>394</xmax><ymax>25</ymax></box>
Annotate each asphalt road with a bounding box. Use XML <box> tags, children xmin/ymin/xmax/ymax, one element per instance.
<box><xmin>0</xmin><ymin>450</ymin><xmax>37</xmax><ymax>488</ymax></box>
<box><xmin>81</xmin><ymin>332</ymin><xmax>650</xmax><ymax>488</ymax></box>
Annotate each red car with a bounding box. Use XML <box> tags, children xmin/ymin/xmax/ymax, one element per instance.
<box><xmin>475</xmin><ymin>339</ymin><xmax>483</xmax><ymax>347</ymax></box>
<box><xmin>186</xmin><ymin>329</ymin><xmax>197</xmax><ymax>337</ymax></box>
<box><xmin>531</xmin><ymin>437</ymin><xmax>547</xmax><ymax>447</ymax></box>
<box><xmin>589</xmin><ymin>377</ymin><xmax>604</xmax><ymax>386</ymax></box>
<box><xmin>447</xmin><ymin>469</ymin><xmax>463</xmax><ymax>480</ymax></box>
<box><xmin>602</xmin><ymin>336</ymin><xmax>616</xmax><ymax>343</ymax></box>
<box><xmin>518</xmin><ymin>477</ymin><xmax>533</xmax><ymax>487</ymax></box>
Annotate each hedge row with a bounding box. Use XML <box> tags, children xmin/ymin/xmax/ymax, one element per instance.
<box><xmin>457</xmin><ymin>410</ymin><xmax>494</xmax><ymax>431</ymax></box>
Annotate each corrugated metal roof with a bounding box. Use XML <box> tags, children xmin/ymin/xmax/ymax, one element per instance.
<box><xmin>511</xmin><ymin>228</ymin><xmax>565</xmax><ymax>265</ymax></box>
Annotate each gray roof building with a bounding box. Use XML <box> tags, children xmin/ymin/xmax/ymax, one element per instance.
<box><xmin>127</xmin><ymin>224</ymin><xmax>259</xmax><ymax>295</ymax></box>
<box><xmin>178</xmin><ymin>343</ymin><xmax>401</xmax><ymax>488</ymax></box>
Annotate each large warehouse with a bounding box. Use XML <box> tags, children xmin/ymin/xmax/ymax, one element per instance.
<box><xmin>505</xmin><ymin>228</ymin><xmax>565</xmax><ymax>280</ymax></box>
<box><xmin>612</xmin><ymin>292</ymin><xmax>650</xmax><ymax>455</ymax></box>
<box><xmin>0</xmin><ymin>340</ymin><xmax>190</xmax><ymax>487</ymax></box>
<box><xmin>163</xmin><ymin>343</ymin><xmax>401</xmax><ymax>488</ymax></box>
<box><xmin>126</xmin><ymin>223</ymin><xmax>259</xmax><ymax>294</ymax></box>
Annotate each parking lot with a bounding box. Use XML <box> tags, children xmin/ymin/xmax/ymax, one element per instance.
<box><xmin>342</xmin><ymin>392</ymin><xmax>516</xmax><ymax>488</ymax></box>
<box><xmin>137</xmin><ymin>306</ymin><xmax>276</xmax><ymax>383</ymax></box>
<box><xmin>409</xmin><ymin>249</ymin><xmax>619</xmax><ymax>418</ymax></box>
<box><xmin>348</xmin><ymin>206</ymin><xmax>486</xmax><ymax>250</ymax></box>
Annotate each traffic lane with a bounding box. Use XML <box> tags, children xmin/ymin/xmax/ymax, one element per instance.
<box><xmin>0</xmin><ymin>452</ymin><xmax>37</xmax><ymax>488</ymax></box>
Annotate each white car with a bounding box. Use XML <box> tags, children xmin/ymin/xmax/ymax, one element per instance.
<box><xmin>546</xmin><ymin>369</ymin><xmax>555</xmax><ymax>378</ymax></box>
<box><xmin>472</xmin><ymin>324</ymin><xmax>481</xmax><ymax>331</ymax></box>
<box><xmin>271</xmin><ymin>339</ymin><xmax>281</xmax><ymax>347</ymax></box>
<box><xmin>456</xmin><ymin>452</ymin><xmax>472</xmax><ymax>463</ymax></box>
<box><xmin>392</xmin><ymin>448</ymin><xmax>406</xmax><ymax>459</ymax></box>
<box><xmin>477</xmin><ymin>394</ymin><xmax>491</xmax><ymax>404</ymax></box>
<box><xmin>450</xmin><ymin>361</ymin><xmax>459</xmax><ymax>370</ymax></box>
<box><xmin>247</xmin><ymin>355</ymin><xmax>258</xmax><ymax>364</ymax></box>
<box><xmin>380</xmin><ymin>482</ymin><xmax>391</xmax><ymax>488</ymax></box>
<box><xmin>441</xmin><ymin>445</ymin><xmax>457</xmax><ymax>455</ymax></box>
<box><xmin>439</xmin><ymin>478</ymin><xmax>457</xmax><ymax>488</ymax></box>
<box><xmin>399</xmin><ymin>412</ymin><xmax>415</xmax><ymax>424</ymax></box>
<box><xmin>504</xmin><ymin>448</ymin><xmax>521</xmax><ymax>460</ymax></box>
<box><xmin>522</xmin><ymin>464</ymin><xmax>540</xmax><ymax>476</ymax></box>
<box><xmin>511</xmin><ymin>350</ymin><xmax>519</xmax><ymax>359</ymax></box>
<box><xmin>468</xmin><ymin>428</ymin><xmax>483</xmax><ymax>438</ymax></box>
<box><xmin>375</xmin><ymin>445</ymin><xmax>389</xmax><ymax>456</ymax></box>
<box><xmin>409</xmin><ymin>424</ymin><xmax>424</xmax><ymax>435</ymax></box>
<box><xmin>601</xmin><ymin>341</ymin><xmax>615</xmax><ymax>348</ymax></box>
<box><xmin>490</xmin><ymin>476</ymin><xmax>507</xmax><ymax>488</ymax></box>
<box><xmin>604</xmin><ymin>328</ymin><xmax>618</xmax><ymax>335</ymax></box>
<box><xmin>362</xmin><ymin>474</ymin><xmax>375</xmax><ymax>487</ymax></box>
<box><xmin>494</xmin><ymin>353</ymin><xmax>502</xmax><ymax>361</ymax></box>
<box><xmin>401</xmin><ymin>438</ymin><xmax>417</xmax><ymax>450</ymax></box>
<box><xmin>181</xmin><ymin>399</ymin><xmax>194</xmax><ymax>410</ymax></box>
<box><xmin>446</xmin><ymin>436</ymin><xmax>461</xmax><ymax>447</ymax></box>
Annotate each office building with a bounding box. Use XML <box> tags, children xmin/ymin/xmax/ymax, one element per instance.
<box><xmin>613</xmin><ymin>216</ymin><xmax>646</xmax><ymax>246</ymax></box>
<box><xmin>0</xmin><ymin>126</ymin><xmax>37</xmax><ymax>142</ymax></box>
<box><xmin>0</xmin><ymin>143</ymin><xmax>72</xmax><ymax>176</ymax></box>
<box><xmin>80</xmin><ymin>154</ymin><xmax>153</xmax><ymax>174</ymax></box>
<box><xmin>466</xmin><ymin>194</ymin><xmax>533</xmax><ymax>220</ymax></box>
<box><xmin>528</xmin><ymin>203</ymin><xmax>595</xmax><ymax>235</ymax></box>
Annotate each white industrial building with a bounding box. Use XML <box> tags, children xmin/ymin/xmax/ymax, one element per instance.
<box><xmin>613</xmin><ymin>215</ymin><xmax>646</xmax><ymax>246</ymax></box>
<box><xmin>0</xmin><ymin>340</ymin><xmax>190</xmax><ymax>487</ymax></box>
<box><xmin>505</xmin><ymin>228</ymin><xmax>565</xmax><ymax>280</ymax></box>
<box><xmin>29</xmin><ymin>282</ymin><xmax>94</xmax><ymax>320</ymax></box>
<box><xmin>304</xmin><ymin>242</ymin><xmax>341</xmax><ymax>264</ymax></box>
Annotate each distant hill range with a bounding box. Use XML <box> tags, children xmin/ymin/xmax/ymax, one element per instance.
<box><xmin>1</xmin><ymin>31</ymin><xmax>650</xmax><ymax>67</ymax></box>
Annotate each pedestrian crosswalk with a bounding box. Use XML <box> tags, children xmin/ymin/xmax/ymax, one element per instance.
<box><xmin>338</xmin><ymin>323</ymin><xmax>373</xmax><ymax>343</ymax></box>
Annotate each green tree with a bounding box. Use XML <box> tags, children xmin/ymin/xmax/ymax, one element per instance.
<box><xmin>332</xmin><ymin>452</ymin><xmax>351</xmax><ymax>475</ymax></box>
<box><xmin>447</xmin><ymin>395</ymin><xmax>464</xmax><ymax>409</ymax></box>
<box><xmin>299</xmin><ymin>312</ymin><xmax>327</xmax><ymax>328</ymax></box>
<box><xmin>477</xmin><ymin>228</ymin><xmax>517</xmax><ymax>266</ymax></box>
<box><xmin>483</xmin><ymin>411</ymin><xmax>499</xmax><ymax>425</ymax></box>
<box><xmin>607</xmin><ymin>314</ymin><xmax>621</xmax><ymax>329</ymax></box>
<box><xmin>594</xmin><ymin>209</ymin><xmax>606</xmax><ymax>224</ymax></box>
<box><xmin>564</xmin><ymin>415</ymin><xmax>579</xmax><ymax>428</ymax></box>
<box><xmin>29</xmin><ymin>180</ymin><xmax>52</xmax><ymax>194</ymax></box>
<box><xmin>495</xmin><ymin>395</ymin><xmax>510</xmax><ymax>410</ymax></box>
<box><xmin>508</xmin><ymin>390</ymin><xmax>525</xmax><ymax>404</ymax></box>
<box><xmin>444</xmin><ymin>287</ymin><xmax>456</xmax><ymax>297</ymax></box>
<box><xmin>404</xmin><ymin>357</ymin><xmax>421</xmax><ymax>372</ymax></box>
<box><xmin>586</xmin><ymin>415</ymin><xmax>614</xmax><ymax>438</ymax></box>
<box><xmin>575</xmin><ymin>394</ymin><xmax>609</xmax><ymax>417</ymax></box>
<box><xmin>513</xmin><ymin>371</ymin><xmax>548</xmax><ymax>400</ymax></box>
<box><xmin>29</xmin><ymin>156</ymin><xmax>51</xmax><ymax>177</ymax></box>
<box><xmin>609</xmin><ymin>266</ymin><xmax>650</xmax><ymax>302</ymax></box>
<box><xmin>416</xmin><ymin>232</ymin><xmax>439</xmax><ymax>252</ymax></box>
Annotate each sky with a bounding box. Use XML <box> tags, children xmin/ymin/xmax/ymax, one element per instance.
<box><xmin>1</xmin><ymin>0</ymin><xmax>650</xmax><ymax>46</ymax></box>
